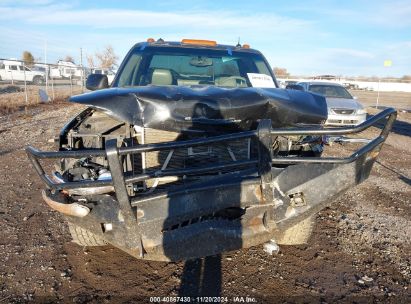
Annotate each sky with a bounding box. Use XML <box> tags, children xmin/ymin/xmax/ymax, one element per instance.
<box><xmin>0</xmin><ymin>0</ymin><xmax>410</xmax><ymax>77</ymax></box>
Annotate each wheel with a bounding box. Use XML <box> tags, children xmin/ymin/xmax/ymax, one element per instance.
<box><xmin>32</xmin><ymin>75</ymin><xmax>44</xmax><ymax>85</ymax></box>
<box><xmin>275</xmin><ymin>215</ymin><xmax>315</xmax><ymax>245</ymax></box>
<box><xmin>67</xmin><ymin>222</ymin><xmax>107</xmax><ymax>246</ymax></box>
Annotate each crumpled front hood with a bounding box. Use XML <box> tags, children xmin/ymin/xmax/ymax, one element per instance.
<box><xmin>69</xmin><ymin>86</ymin><xmax>327</xmax><ymax>132</ymax></box>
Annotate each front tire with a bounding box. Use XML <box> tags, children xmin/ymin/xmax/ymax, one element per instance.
<box><xmin>32</xmin><ymin>75</ymin><xmax>44</xmax><ymax>85</ymax></box>
<box><xmin>67</xmin><ymin>222</ymin><xmax>107</xmax><ymax>246</ymax></box>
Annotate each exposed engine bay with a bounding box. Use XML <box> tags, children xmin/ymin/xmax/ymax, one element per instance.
<box><xmin>57</xmin><ymin>86</ymin><xmax>327</xmax><ymax>195</ymax></box>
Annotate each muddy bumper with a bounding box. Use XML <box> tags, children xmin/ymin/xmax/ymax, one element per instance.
<box><xmin>26</xmin><ymin>108</ymin><xmax>396</xmax><ymax>261</ymax></box>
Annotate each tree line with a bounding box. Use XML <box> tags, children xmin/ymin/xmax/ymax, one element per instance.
<box><xmin>21</xmin><ymin>45</ymin><xmax>118</xmax><ymax>69</ymax></box>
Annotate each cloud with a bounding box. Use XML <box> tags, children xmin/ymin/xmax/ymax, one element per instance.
<box><xmin>0</xmin><ymin>3</ymin><xmax>320</xmax><ymax>63</ymax></box>
<box><xmin>0</xmin><ymin>0</ymin><xmax>55</xmax><ymax>6</ymax></box>
<box><xmin>366</xmin><ymin>0</ymin><xmax>411</xmax><ymax>28</ymax></box>
<box><xmin>287</xmin><ymin>0</ymin><xmax>411</xmax><ymax>28</ymax></box>
<box><xmin>0</xmin><ymin>3</ymin><xmax>320</xmax><ymax>64</ymax></box>
<box><xmin>0</xmin><ymin>4</ymin><xmax>313</xmax><ymax>35</ymax></box>
<box><xmin>325</xmin><ymin>48</ymin><xmax>375</xmax><ymax>59</ymax></box>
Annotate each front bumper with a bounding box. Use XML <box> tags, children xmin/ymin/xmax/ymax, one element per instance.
<box><xmin>326</xmin><ymin>112</ymin><xmax>367</xmax><ymax>126</ymax></box>
<box><xmin>26</xmin><ymin>108</ymin><xmax>396</xmax><ymax>261</ymax></box>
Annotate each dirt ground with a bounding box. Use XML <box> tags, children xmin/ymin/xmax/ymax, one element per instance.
<box><xmin>0</xmin><ymin>94</ymin><xmax>410</xmax><ymax>303</ymax></box>
<box><xmin>0</xmin><ymin>84</ymin><xmax>83</xmax><ymax>114</ymax></box>
<box><xmin>352</xmin><ymin>90</ymin><xmax>411</xmax><ymax>111</ymax></box>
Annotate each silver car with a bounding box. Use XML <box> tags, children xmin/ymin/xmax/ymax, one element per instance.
<box><xmin>295</xmin><ymin>81</ymin><xmax>367</xmax><ymax>126</ymax></box>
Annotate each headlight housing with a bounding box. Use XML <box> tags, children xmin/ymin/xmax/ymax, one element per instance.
<box><xmin>356</xmin><ymin>108</ymin><xmax>367</xmax><ymax>115</ymax></box>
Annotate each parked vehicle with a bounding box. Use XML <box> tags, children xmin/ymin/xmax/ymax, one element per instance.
<box><xmin>287</xmin><ymin>81</ymin><xmax>367</xmax><ymax>126</ymax></box>
<box><xmin>26</xmin><ymin>39</ymin><xmax>396</xmax><ymax>261</ymax></box>
<box><xmin>342</xmin><ymin>82</ymin><xmax>359</xmax><ymax>90</ymax></box>
<box><xmin>0</xmin><ymin>60</ymin><xmax>45</xmax><ymax>85</ymax></box>
<box><xmin>49</xmin><ymin>60</ymin><xmax>83</xmax><ymax>79</ymax></box>
<box><xmin>282</xmin><ymin>80</ymin><xmax>298</xmax><ymax>88</ymax></box>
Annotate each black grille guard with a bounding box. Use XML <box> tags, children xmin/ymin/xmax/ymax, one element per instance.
<box><xmin>25</xmin><ymin>108</ymin><xmax>397</xmax><ymax>261</ymax></box>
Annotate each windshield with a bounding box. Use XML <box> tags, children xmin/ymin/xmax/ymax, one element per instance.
<box><xmin>308</xmin><ymin>84</ymin><xmax>352</xmax><ymax>99</ymax></box>
<box><xmin>115</xmin><ymin>46</ymin><xmax>275</xmax><ymax>88</ymax></box>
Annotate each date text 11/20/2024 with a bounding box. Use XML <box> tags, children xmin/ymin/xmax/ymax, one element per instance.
<box><xmin>149</xmin><ymin>296</ymin><xmax>257</xmax><ymax>303</ymax></box>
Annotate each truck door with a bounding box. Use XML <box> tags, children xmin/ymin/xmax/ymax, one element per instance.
<box><xmin>8</xmin><ymin>65</ymin><xmax>23</xmax><ymax>81</ymax></box>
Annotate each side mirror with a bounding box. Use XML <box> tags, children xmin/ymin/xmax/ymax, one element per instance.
<box><xmin>86</xmin><ymin>74</ymin><xmax>109</xmax><ymax>91</ymax></box>
<box><xmin>353</xmin><ymin>96</ymin><xmax>358</xmax><ymax>99</ymax></box>
<box><xmin>286</xmin><ymin>84</ymin><xmax>304</xmax><ymax>91</ymax></box>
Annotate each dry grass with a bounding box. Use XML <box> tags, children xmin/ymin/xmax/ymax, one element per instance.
<box><xmin>351</xmin><ymin>90</ymin><xmax>411</xmax><ymax>110</ymax></box>
<box><xmin>0</xmin><ymin>85</ymin><xmax>83</xmax><ymax>114</ymax></box>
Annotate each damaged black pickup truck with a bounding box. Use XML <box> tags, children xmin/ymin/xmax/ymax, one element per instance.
<box><xmin>26</xmin><ymin>39</ymin><xmax>396</xmax><ymax>261</ymax></box>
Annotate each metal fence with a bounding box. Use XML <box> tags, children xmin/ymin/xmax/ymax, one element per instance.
<box><xmin>0</xmin><ymin>58</ymin><xmax>90</xmax><ymax>108</ymax></box>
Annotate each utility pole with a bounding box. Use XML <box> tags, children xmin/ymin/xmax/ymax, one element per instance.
<box><xmin>23</xmin><ymin>65</ymin><xmax>28</xmax><ymax>113</ymax></box>
<box><xmin>376</xmin><ymin>79</ymin><xmax>380</xmax><ymax>109</ymax></box>
<box><xmin>44</xmin><ymin>39</ymin><xmax>48</xmax><ymax>93</ymax></box>
<box><xmin>80</xmin><ymin>47</ymin><xmax>84</xmax><ymax>92</ymax></box>
<box><xmin>377</xmin><ymin>60</ymin><xmax>393</xmax><ymax>108</ymax></box>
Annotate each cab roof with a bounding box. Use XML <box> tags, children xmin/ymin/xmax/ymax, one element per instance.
<box><xmin>132</xmin><ymin>39</ymin><xmax>262</xmax><ymax>55</ymax></box>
